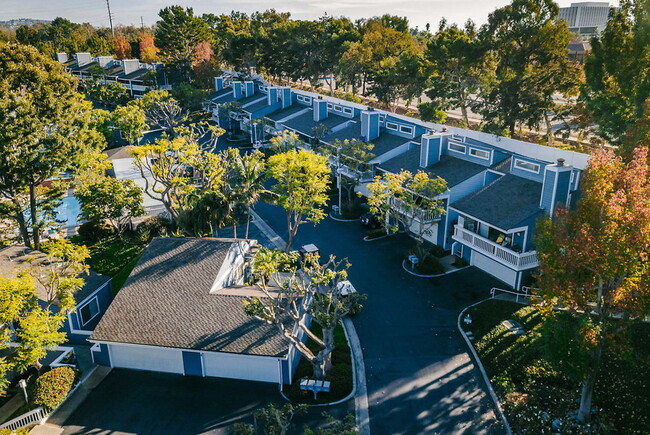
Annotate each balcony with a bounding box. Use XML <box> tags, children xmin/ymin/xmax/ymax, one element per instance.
<box><xmin>389</xmin><ymin>197</ymin><xmax>441</xmax><ymax>223</ymax></box>
<box><xmin>452</xmin><ymin>225</ymin><xmax>539</xmax><ymax>270</ymax></box>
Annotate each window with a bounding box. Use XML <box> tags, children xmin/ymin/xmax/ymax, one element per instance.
<box><xmin>469</xmin><ymin>148</ymin><xmax>490</xmax><ymax>160</ymax></box>
<box><xmin>399</xmin><ymin>125</ymin><xmax>414</xmax><ymax>135</ymax></box>
<box><xmin>79</xmin><ymin>298</ymin><xmax>100</xmax><ymax>326</ymax></box>
<box><xmin>343</xmin><ymin>107</ymin><xmax>353</xmax><ymax>115</ymax></box>
<box><xmin>333</xmin><ymin>105</ymin><xmax>342</xmax><ymax>112</ymax></box>
<box><xmin>385</xmin><ymin>122</ymin><xmax>398</xmax><ymax>131</ymax></box>
<box><xmin>448</xmin><ymin>142</ymin><xmax>466</xmax><ymax>154</ymax></box>
<box><xmin>327</xmin><ymin>103</ymin><xmax>333</xmax><ymax>109</ymax></box>
<box><xmin>514</xmin><ymin>158</ymin><xmax>540</xmax><ymax>173</ymax></box>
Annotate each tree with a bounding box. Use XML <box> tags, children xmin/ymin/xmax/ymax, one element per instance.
<box><xmin>0</xmin><ymin>42</ymin><xmax>105</xmax><ymax>249</ymax></box>
<box><xmin>268</xmin><ymin>130</ymin><xmax>303</xmax><ymax>153</ymax></box>
<box><xmin>230</xmin><ymin>150</ymin><xmax>271</xmax><ymax>239</ymax></box>
<box><xmin>367</xmin><ymin>170</ymin><xmax>447</xmax><ymax>260</ymax></box>
<box><xmin>155</xmin><ymin>6</ymin><xmax>212</xmax><ymax>81</ymax></box>
<box><xmin>130</xmin><ymin>135</ymin><xmax>226</xmax><ymax>219</ymax></box>
<box><xmin>327</xmin><ymin>139</ymin><xmax>375</xmax><ymax>216</ymax></box>
<box><xmin>267</xmin><ymin>150</ymin><xmax>330</xmax><ymax>252</ymax></box>
<box><xmin>534</xmin><ymin>147</ymin><xmax>650</xmax><ymax>423</ymax></box>
<box><xmin>75</xmin><ymin>176</ymin><xmax>144</xmax><ymax>234</ymax></box>
<box><xmin>113</xmin><ymin>34</ymin><xmax>132</xmax><ymax>59</ymax></box>
<box><xmin>80</xmin><ymin>78</ymin><xmax>130</xmax><ymax>107</ymax></box>
<box><xmin>478</xmin><ymin>0</ymin><xmax>582</xmax><ymax>137</ymax></box>
<box><xmin>244</xmin><ymin>249</ymin><xmax>364</xmax><ymax>379</ymax></box>
<box><xmin>583</xmin><ymin>0</ymin><xmax>650</xmax><ymax>143</ymax></box>
<box><xmin>113</xmin><ymin>104</ymin><xmax>148</xmax><ymax>144</ymax></box>
<box><xmin>0</xmin><ymin>239</ymin><xmax>89</xmax><ymax>380</ymax></box>
<box><xmin>423</xmin><ymin>20</ymin><xmax>482</xmax><ymax>127</ymax></box>
<box><xmin>139</xmin><ymin>32</ymin><xmax>159</xmax><ymax>63</ymax></box>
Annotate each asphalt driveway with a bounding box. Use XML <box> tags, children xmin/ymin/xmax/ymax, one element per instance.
<box><xmin>62</xmin><ymin>368</ymin><xmax>353</xmax><ymax>434</ymax></box>
<box><xmin>255</xmin><ymin>202</ymin><xmax>505</xmax><ymax>434</ymax></box>
<box><xmin>62</xmin><ymin>369</ymin><xmax>280</xmax><ymax>434</ymax></box>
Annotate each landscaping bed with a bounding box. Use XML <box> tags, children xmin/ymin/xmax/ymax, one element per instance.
<box><xmin>283</xmin><ymin>322</ymin><xmax>353</xmax><ymax>405</ymax></box>
<box><xmin>463</xmin><ymin>300</ymin><xmax>650</xmax><ymax>433</ymax></box>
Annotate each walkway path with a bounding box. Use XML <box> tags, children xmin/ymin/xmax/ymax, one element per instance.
<box><xmin>254</xmin><ymin>203</ymin><xmax>505</xmax><ymax>434</ymax></box>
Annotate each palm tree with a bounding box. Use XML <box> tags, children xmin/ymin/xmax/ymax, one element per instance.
<box><xmin>233</xmin><ymin>150</ymin><xmax>273</xmax><ymax>239</ymax></box>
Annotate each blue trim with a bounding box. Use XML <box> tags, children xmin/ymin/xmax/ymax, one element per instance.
<box><xmin>182</xmin><ymin>351</ymin><xmax>203</xmax><ymax>376</ymax></box>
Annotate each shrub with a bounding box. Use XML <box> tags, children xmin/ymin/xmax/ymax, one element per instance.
<box><xmin>365</xmin><ymin>228</ymin><xmax>386</xmax><ymax>239</ymax></box>
<box><xmin>136</xmin><ymin>216</ymin><xmax>171</xmax><ymax>242</ymax></box>
<box><xmin>452</xmin><ymin>255</ymin><xmax>468</xmax><ymax>267</ymax></box>
<box><xmin>415</xmin><ymin>255</ymin><xmax>444</xmax><ymax>275</ymax></box>
<box><xmin>77</xmin><ymin>221</ymin><xmax>115</xmax><ymax>244</ymax></box>
<box><xmin>429</xmin><ymin>244</ymin><xmax>446</xmax><ymax>258</ymax></box>
<box><xmin>32</xmin><ymin>367</ymin><xmax>77</xmax><ymax>410</ymax></box>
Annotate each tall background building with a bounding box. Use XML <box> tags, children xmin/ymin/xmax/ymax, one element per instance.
<box><xmin>558</xmin><ymin>2</ymin><xmax>614</xmax><ymax>36</ymax></box>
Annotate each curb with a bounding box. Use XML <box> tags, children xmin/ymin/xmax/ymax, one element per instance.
<box><xmin>457</xmin><ymin>299</ymin><xmax>513</xmax><ymax>435</ymax></box>
<box><xmin>278</xmin><ymin>319</ymin><xmax>357</xmax><ymax>408</ymax></box>
<box><xmin>362</xmin><ymin>234</ymin><xmax>390</xmax><ymax>242</ymax></box>
<box><xmin>251</xmin><ymin>211</ymin><xmax>370</xmax><ymax>432</ymax></box>
<box><xmin>329</xmin><ymin>213</ymin><xmax>360</xmax><ymax>223</ymax></box>
<box><xmin>250</xmin><ymin>209</ymin><xmax>285</xmax><ymax>250</ymax></box>
<box><xmin>401</xmin><ymin>260</ymin><xmax>471</xmax><ymax>278</ymax></box>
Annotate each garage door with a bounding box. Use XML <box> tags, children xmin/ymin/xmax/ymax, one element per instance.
<box><xmin>203</xmin><ymin>352</ymin><xmax>280</xmax><ymax>383</ymax></box>
<box><xmin>471</xmin><ymin>251</ymin><xmax>517</xmax><ymax>288</ymax></box>
<box><xmin>109</xmin><ymin>344</ymin><xmax>184</xmax><ymax>374</ymax></box>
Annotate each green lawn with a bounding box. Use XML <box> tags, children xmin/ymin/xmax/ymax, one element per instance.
<box><xmin>283</xmin><ymin>322</ymin><xmax>353</xmax><ymax>405</ymax></box>
<box><xmin>70</xmin><ymin>234</ymin><xmax>145</xmax><ymax>293</ymax></box>
<box><xmin>464</xmin><ymin>300</ymin><xmax>650</xmax><ymax>433</ymax></box>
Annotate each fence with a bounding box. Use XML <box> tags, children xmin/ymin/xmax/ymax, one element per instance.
<box><xmin>0</xmin><ymin>407</ymin><xmax>48</xmax><ymax>431</ymax></box>
<box><xmin>490</xmin><ymin>287</ymin><xmax>536</xmax><ymax>304</ymax></box>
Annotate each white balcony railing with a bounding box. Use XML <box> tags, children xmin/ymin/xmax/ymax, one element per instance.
<box><xmin>390</xmin><ymin>197</ymin><xmax>441</xmax><ymax>223</ymax></box>
<box><xmin>453</xmin><ymin>225</ymin><xmax>539</xmax><ymax>270</ymax></box>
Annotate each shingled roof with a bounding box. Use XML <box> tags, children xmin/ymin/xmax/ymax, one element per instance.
<box><xmin>379</xmin><ymin>149</ymin><xmax>486</xmax><ymax>187</ymax></box>
<box><xmin>90</xmin><ymin>237</ymin><xmax>290</xmax><ymax>357</ymax></box>
<box><xmin>451</xmin><ymin>174</ymin><xmax>544</xmax><ymax>230</ymax></box>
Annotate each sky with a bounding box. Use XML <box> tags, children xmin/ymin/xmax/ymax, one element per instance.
<box><xmin>1</xmin><ymin>0</ymin><xmax>620</xmax><ymax>31</ymax></box>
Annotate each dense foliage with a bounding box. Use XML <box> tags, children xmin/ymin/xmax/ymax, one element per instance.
<box><xmin>32</xmin><ymin>366</ymin><xmax>77</xmax><ymax>409</ymax></box>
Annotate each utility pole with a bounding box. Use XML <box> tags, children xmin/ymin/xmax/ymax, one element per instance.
<box><xmin>140</xmin><ymin>16</ymin><xmax>144</xmax><ymax>30</ymax></box>
<box><xmin>106</xmin><ymin>0</ymin><xmax>114</xmax><ymax>37</ymax></box>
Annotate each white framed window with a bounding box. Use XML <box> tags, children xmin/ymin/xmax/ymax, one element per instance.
<box><xmin>79</xmin><ymin>297</ymin><xmax>100</xmax><ymax>326</ymax></box>
<box><xmin>385</xmin><ymin>122</ymin><xmax>398</xmax><ymax>131</ymax></box>
<box><xmin>399</xmin><ymin>125</ymin><xmax>414</xmax><ymax>135</ymax></box>
<box><xmin>343</xmin><ymin>107</ymin><xmax>353</xmax><ymax>115</ymax></box>
<box><xmin>448</xmin><ymin>142</ymin><xmax>466</xmax><ymax>154</ymax></box>
<box><xmin>333</xmin><ymin>105</ymin><xmax>342</xmax><ymax>112</ymax></box>
<box><xmin>327</xmin><ymin>103</ymin><xmax>333</xmax><ymax>109</ymax></box>
<box><xmin>469</xmin><ymin>148</ymin><xmax>490</xmax><ymax>160</ymax></box>
<box><xmin>514</xmin><ymin>158</ymin><xmax>540</xmax><ymax>174</ymax></box>
<box><xmin>379</xmin><ymin>114</ymin><xmax>386</xmax><ymax>122</ymax></box>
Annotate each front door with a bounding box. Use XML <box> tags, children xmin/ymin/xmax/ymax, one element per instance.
<box><xmin>182</xmin><ymin>351</ymin><xmax>203</xmax><ymax>377</ymax></box>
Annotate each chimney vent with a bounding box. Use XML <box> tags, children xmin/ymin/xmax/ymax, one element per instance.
<box><xmin>557</xmin><ymin>158</ymin><xmax>565</xmax><ymax>167</ymax></box>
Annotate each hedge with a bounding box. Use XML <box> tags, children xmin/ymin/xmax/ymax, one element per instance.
<box><xmin>32</xmin><ymin>367</ymin><xmax>77</xmax><ymax>410</ymax></box>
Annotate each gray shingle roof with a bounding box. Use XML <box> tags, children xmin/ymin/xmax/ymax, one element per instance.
<box><xmin>323</xmin><ymin>119</ymin><xmax>362</xmax><ymax>144</ymax></box>
<box><xmin>370</xmin><ymin>133</ymin><xmax>415</xmax><ymax>159</ymax></box>
<box><xmin>243</xmin><ymin>99</ymin><xmax>269</xmax><ymax>114</ymax></box>
<box><xmin>266</xmin><ymin>105</ymin><xmax>307</xmax><ymax>122</ymax></box>
<box><xmin>0</xmin><ymin>246</ymin><xmax>109</xmax><ymax>305</ymax></box>
<box><xmin>281</xmin><ymin>111</ymin><xmax>349</xmax><ymax>137</ymax></box>
<box><xmin>451</xmin><ymin>174</ymin><xmax>543</xmax><ymax>230</ymax></box>
<box><xmin>90</xmin><ymin>238</ymin><xmax>289</xmax><ymax>357</ymax></box>
<box><xmin>379</xmin><ymin>150</ymin><xmax>486</xmax><ymax>187</ymax></box>
<box><xmin>491</xmin><ymin>156</ymin><xmax>512</xmax><ymax>174</ymax></box>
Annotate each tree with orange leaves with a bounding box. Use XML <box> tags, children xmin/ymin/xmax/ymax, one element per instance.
<box><xmin>534</xmin><ymin>147</ymin><xmax>650</xmax><ymax>424</ymax></box>
<box><xmin>113</xmin><ymin>34</ymin><xmax>131</xmax><ymax>59</ymax></box>
<box><xmin>139</xmin><ymin>32</ymin><xmax>159</xmax><ymax>63</ymax></box>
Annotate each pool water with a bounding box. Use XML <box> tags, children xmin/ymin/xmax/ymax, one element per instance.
<box><xmin>56</xmin><ymin>196</ymin><xmax>82</xmax><ymax>228</ymax></box>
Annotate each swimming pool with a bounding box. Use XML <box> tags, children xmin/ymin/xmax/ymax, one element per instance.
<box><xmin>56</xmin><ymin>196</ymin><xmax>82</xmax><ymax>228</ymax></box>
